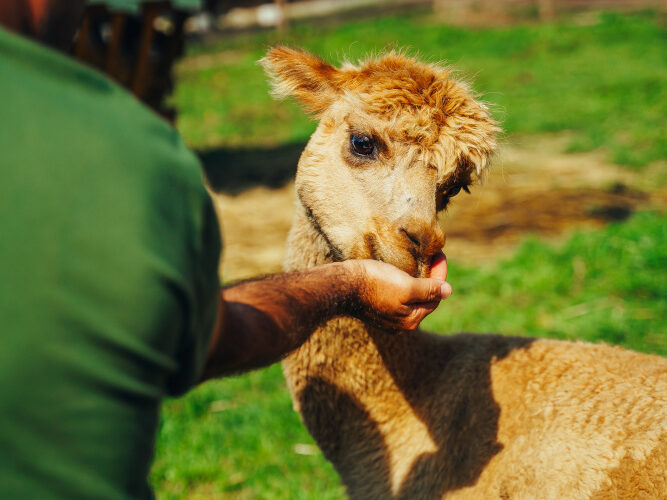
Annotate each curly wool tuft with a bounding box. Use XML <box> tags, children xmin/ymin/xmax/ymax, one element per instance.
<box><xmin>261</xmin><ymin>47</ymin><xmax>500</xmax><ymax>180</ymax></box>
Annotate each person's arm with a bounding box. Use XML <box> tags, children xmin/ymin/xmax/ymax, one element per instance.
<box><xmin>200</xmin><ymin>256</ymin><xmax>451</xmax><ymax>380</ymax></box>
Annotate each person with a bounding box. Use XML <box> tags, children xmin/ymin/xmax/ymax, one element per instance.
<box><xmin>0</xmin><ymin>1</ymin><xmax>452</xmax><ymax>499</ymax></box>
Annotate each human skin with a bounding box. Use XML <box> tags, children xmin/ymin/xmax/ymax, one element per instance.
<box><xmin>201</xmin><ymin>255</ymin><xmax>451</xmax><ymax>380</ymax></box>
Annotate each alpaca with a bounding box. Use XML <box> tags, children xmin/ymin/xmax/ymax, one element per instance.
<box><xmin>260</xmin><ymin>47</ymin><xmax>667</xmax><ymax>500</ymax></box>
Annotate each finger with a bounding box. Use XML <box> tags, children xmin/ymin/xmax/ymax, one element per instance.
<box><xmin>405</xmin><ymin>278</ymin><xmax>449</xmax><ymax>304</ymax></box>
<box><xmin>401</xmin><ymin>310</ymin><xmax>430</xmax><ymax>330</ymax></box>
<box><xmin>392</xmin><ymin>303</ymin><xmax>413</xmax><ymax>317</ymax></box>
<box><xmin>430</xmin><ymin>251</ymin><xmax>448</xmax><ymax>281</ymax></box>
<box><xmin>399</xmin><ymin>302</ymin><xmax>439</xmax><ymax>330</ymax></box>
<box><xmin>410</xmin><ymin>301</ymin><xmax>440</xmax><ymax>315</ymax></box>
<box><xmin>377</xmin><ymin>307</ymin><xmax>426</xmax><ymax>332</ymax></box>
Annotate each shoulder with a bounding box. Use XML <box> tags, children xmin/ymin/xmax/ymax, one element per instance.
<box><xmin>1</xmin><ymin>28</ymin><xmax>214</xmax><ymax>237</ymax></box>
<box><xmin>0</xmin><ymin>27</ymin><xmax>204</xmax><ymax>194</ymax></box>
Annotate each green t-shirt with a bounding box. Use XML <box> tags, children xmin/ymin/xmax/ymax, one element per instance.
<box><xmin>0</xmin><ymin>28</ymin><xmax>220</xmax><ymax>499</ymax></box>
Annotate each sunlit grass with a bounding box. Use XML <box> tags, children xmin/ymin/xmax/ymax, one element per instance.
<box><xmin>424</xmin><ymin>211</ymin><xmax>667</xmax><ymax>356</ymax></box>
<box><xmin>152</xmin><ymin>364</ymin><xmax>345</xmax><ymax>500</ymax></box>
<box><xmin>175</xmin><ymin>10</ymin><xmax>665</xmax><ymax>167</ymax></box>
<box><xmin>152</xmin><ymin>212</ymin><xmax>667</xmax><ymax>498</ymax></box>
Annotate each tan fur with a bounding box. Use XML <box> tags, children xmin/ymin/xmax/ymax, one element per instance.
<box><xmin>261</xmin><ymin>47</ymin><xmax>667</xmax><ymax>499</ymax></box>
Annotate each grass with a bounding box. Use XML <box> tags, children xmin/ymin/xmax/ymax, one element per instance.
<box><xmin>151</xmin><ymin>366</ymin><xmax>344</xmax><ymax>500</ymax></box>
<box><xmin>152</xmin><ymin>211</ymin><xmax>667</xmax><ymax>499</ymax></box>
<box><xmin>174</xmin><ymin>10</ymin><xmax>666</xmax><ymax>167</ymax></box>
<box><xmin>426</xmin><ymin>211</ymin><xmax>667</xmax><ymax>356</ymax></box>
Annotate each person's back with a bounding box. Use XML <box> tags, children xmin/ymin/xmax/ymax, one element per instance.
<box><xmin>0</xmin><ymin>5</ymin><xmax>463</xmax><ymax>499</ymax></box>
<box><xmin>0</xmin><ymin>27</ymin><xmax>220</xmax><ymax>499</ymax></box>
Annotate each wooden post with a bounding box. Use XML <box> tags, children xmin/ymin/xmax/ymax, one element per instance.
<box><xmin>433</xmin><ymin>0</ymin><xmax>474</xmax><ymax>24</ymax></box>
<box><xmin>275</xmin><ymin>0</ymin><xmax>288</xmax><ymax>33</ymax></box>
<box><xmin>74</xmin><ymin>5</ymin><xmax>107</xmax><ymax>63</ymax></box>
<box><xmin>131</xmin><ymin>2</ymin><xmax>163</xmax><ymax>99</ymax></box>
<box><xmin>537</xmin><ymin>0</ymin><xmax>555</xmax><ymax>21</ymax></box>
<box><xmin>158</xmin><ymin>9</ymin><xmax>189</xmax><ymax>122</ymax></box>
<box><xmin>105</xmin><ymin>12</ymin><xmax>126</xmax><ymax>80</ymax></box>
<box><xmin>74</xmin><ymin>11</ymin><xmax>92</xmax><ymax>60</ymax></box>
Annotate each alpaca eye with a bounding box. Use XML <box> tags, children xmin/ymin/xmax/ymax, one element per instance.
<box><xmin>439</xmin><ymin>184</ymin><xmax>470</xmax><ymax>210</ymax></box>
<box><xmin>446</xmin><ymin>184</ymin><xmax>470</xmax><ymax>198</ymax></box>
<box><xmin>447</xmin><ymin>185</ymin><xmax>462</xmax><ymax>197</ymax></box>
<box><xmin>350</xmin><ymin>135</ymin><xmax>375</xmax><ymax>156</ymax></box>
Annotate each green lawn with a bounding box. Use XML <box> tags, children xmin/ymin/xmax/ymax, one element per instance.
<box><xmin>426</xmin><ymin>211</ymin><xmax>667</xmax><ymax>356</ymax></box>
<box><xmin>152</xmin><ymin>211</ymin><xmax>667</xmax><ymax>499</ymax></box>
<box><xmin>175</xmin><ymin>10</ymin><xmax>666</xmax><ymax>167</ymax></box>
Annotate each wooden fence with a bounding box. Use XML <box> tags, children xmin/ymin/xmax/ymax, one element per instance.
<box><xmin>433</xmin><ymin>0</ymin><xmax>664</xmax><ymax>22</ymax></box>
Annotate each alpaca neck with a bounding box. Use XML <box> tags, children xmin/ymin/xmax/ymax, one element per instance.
<box><xmin>282</xmin><ymin>201</ymin><xmax>431</xmax><ymax>399</ymax></box>
<box><xmin>283</xmin><ymin>202</ymin><xmax>338</xmax><ymax>272</ymax></box>
<box><xmin>282</xmin><ymin>202</ymin><xmax>450</xmax><ymax>494</ymax></box>
<box><xmin>283</xmin><ymin>202</ymin><xmax>379</xmax><ymax>379</ymax></box>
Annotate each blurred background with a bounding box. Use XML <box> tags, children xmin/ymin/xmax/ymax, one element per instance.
<box><xmin>74</xmin><ymin>1</ymin><xmax>666</xmax><ymax>498</ymax></box>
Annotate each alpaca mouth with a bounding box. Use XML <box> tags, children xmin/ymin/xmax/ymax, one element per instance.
<box><xmin>300</xmin><ymin>193</ymin><xmax>442</xmax><ymax>276</ymax></box>
<box><xmin>408</xmin><ymin>245</ymin><xmax>441</xmax><ymax>278</ymax></box>
<box><xmin>415</xmin><ymin>257</ymin><xmax>433</xmax><ymax>279</ymax></box>
<box><xmin>401</xmin><ymin>234</ymin><xmax>445</xmax><ymax>278</ymax></box>
<box><xmin>360</xmin><ymin>228</ymin><xmax>445</xmax><ymax>278</ymax></box>
<box><xmin>429</xmin><ymin>251</ymin><xmax>447</xmax><ymax>280</ymax></box>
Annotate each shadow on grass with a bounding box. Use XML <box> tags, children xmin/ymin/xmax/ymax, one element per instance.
<box><xmin>198</xmin><ymin>141</ymin><xmax>307</xmax><ymax>195</ymax></box>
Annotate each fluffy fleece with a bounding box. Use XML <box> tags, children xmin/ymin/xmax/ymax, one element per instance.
<box><xmin>260</xmin><ymin>46</ymin><xmax>667</xmax><ymax>500</ymax></box>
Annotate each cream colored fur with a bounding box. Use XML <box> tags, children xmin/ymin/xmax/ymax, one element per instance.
<box><xmin>261</xmin><ymin>47</ymin><xmax>667</xmax><ymax>500</ymax></box>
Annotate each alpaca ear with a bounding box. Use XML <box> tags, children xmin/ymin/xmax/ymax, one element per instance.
<box><xmin>260</xmin><ymin>46</ymin><xmax>340</xmax><ymax>115</ymax></box>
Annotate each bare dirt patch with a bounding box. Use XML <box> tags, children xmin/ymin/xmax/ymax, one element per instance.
<box><xmin>207</xmin><ymin>135</ymin><xmax>665</xmax><ymax>282</ymax></box>
<box><xmin>210</xmin><ymin>183</ymin><xmax>296</xmax><ymax>282</ymax></box>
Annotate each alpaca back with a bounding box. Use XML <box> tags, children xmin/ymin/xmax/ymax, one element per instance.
<box><xmin>284</xmin><ymin>324</ymin><xmax>667</xmax><ymax>499</ymax></box>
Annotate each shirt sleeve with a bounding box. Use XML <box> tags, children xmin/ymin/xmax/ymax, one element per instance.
<box><xmin>166</xmin><ymin>180</ymin><xmax>222</xmax><ymax>397</ymax></box>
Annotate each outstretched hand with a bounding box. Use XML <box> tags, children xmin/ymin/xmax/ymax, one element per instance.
<box><xmin>347</xmin><ymin>252</ymin><xmax>452</xmax><ymax>331</ymax></box>
<box><xmin>203</xmin><ymin>254</ymin><xmax>452</xmax><ymax>379</ymax></box>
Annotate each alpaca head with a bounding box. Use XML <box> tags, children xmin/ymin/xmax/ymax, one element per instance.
<box><xmin>262</xmin><ymin>47</ymin><xmax>500</xmax><ymax>276</ymax></box>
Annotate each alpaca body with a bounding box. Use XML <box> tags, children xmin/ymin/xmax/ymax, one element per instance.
<box><xmin>261</xmin><ymin>47</ymin><xmax>667</xmax><ymax>499</ymax></box>
<box><xmin>283</xmin><ymin>215</ymin><xmax>667</xmax><ymax>499</ymax></box>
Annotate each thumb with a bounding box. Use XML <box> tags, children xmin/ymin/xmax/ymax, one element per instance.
<box><xmin>406</xmin><ymin>278</ymin><xmax>452</xmax><ymax>304</ymax></box>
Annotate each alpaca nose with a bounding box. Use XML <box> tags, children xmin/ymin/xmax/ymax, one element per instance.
<box><xmin>399</xmin><ymin>218</ymin><xmax>445</xmax><ymax>257</ymax></box>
